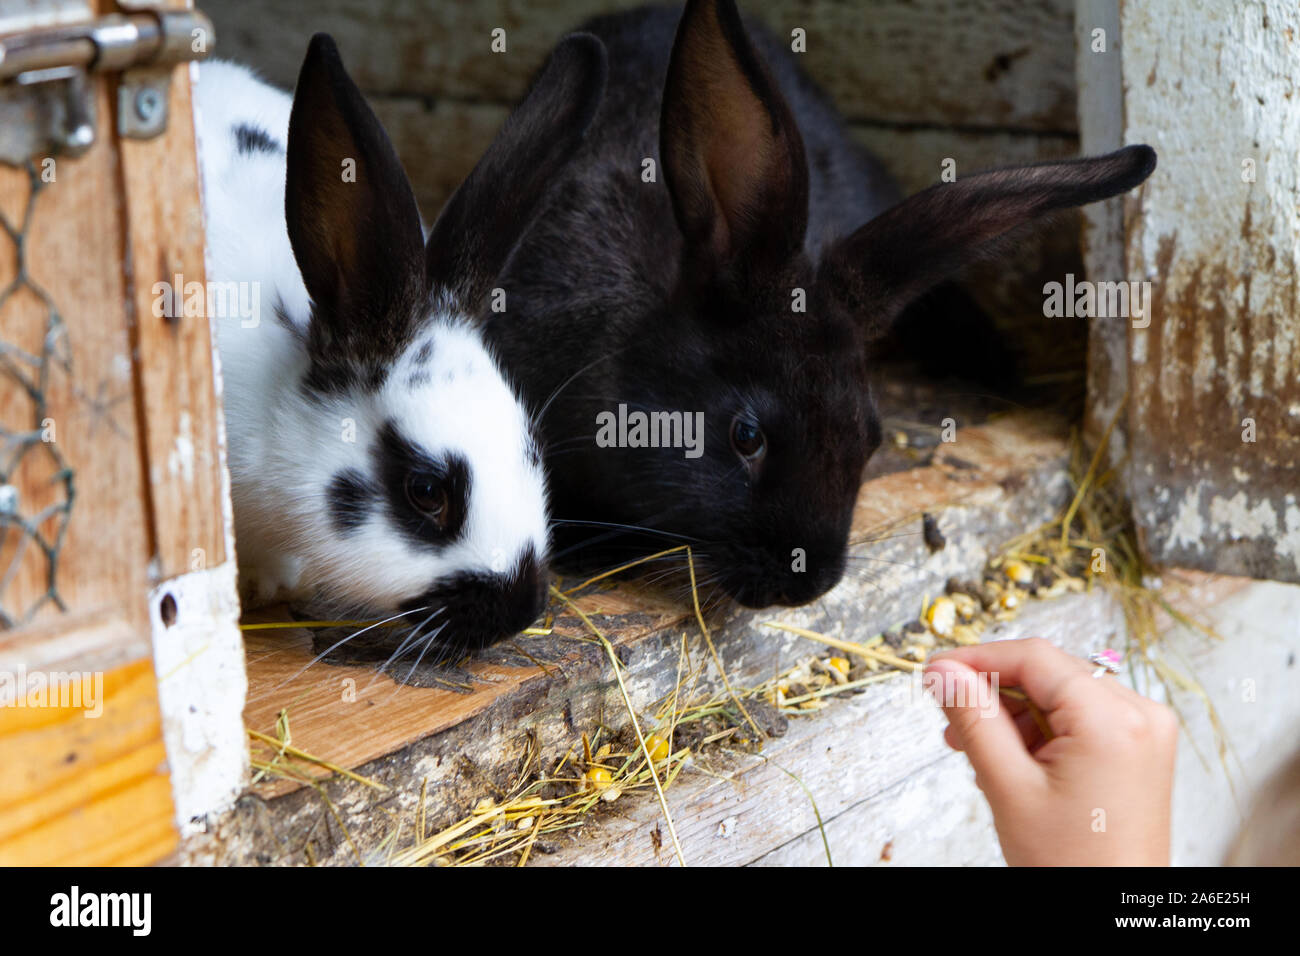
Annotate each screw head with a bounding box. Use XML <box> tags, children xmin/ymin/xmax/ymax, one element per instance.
<box><xmin>134</xmin><ymin>87</ymin><xmax>163</xmax><ymax>123</ymax></box>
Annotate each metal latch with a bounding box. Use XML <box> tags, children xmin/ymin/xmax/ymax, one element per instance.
<box><xmin>0</xmin><ymin>0</ymin><xmax>214</xmax><ymax>165</ymax></box>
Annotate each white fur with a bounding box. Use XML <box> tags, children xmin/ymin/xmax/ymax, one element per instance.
<box><xmin>193</xmin><ymin>61</ymin><xmax>548</xmax><ymax>615</ymax></box>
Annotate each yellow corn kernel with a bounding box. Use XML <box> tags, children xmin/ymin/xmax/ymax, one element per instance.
<box><xmin>828</xmin><ymin>656</ymin><xmax>851</xmax><ymax>676</ymax></box>
<box><xmin>950</xmin><ymin>592</ymin><xmax>978</xmax><ymax>620</ymax></box>
<box><xmin>925</xmin><ymin>596</ymin><xmax>957</xmax><ymax>637</ymax></box>
<box><xmin>1003</xmin><ymin>560</ymin><xmax>1034</xmax><ymax>585</ymax></box>
<box><xmin>645</xmin><ymin>733</ymin><xmax>670</xmax><ymax>763</ymax></box>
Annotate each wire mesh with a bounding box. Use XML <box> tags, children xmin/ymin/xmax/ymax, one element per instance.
<box><xmin>0</xmin><ymin>162</ymin><xmax>75</xmax><ymax>629</ymax></box>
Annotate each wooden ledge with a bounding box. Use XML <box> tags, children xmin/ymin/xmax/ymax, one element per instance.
<box><xmin>192</xmin><ymin>410</ymin><xmax>1075</xmax><ymax>864</ymax></box>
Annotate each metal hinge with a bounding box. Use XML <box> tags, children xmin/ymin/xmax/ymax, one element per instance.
<box><xmin>0</xmin><ymin>0</ymin><xmax>214</xmax><ymax>165</ymax></box>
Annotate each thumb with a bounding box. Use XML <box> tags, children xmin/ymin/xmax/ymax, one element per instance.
<box><xmin>924</xmin><ymin>657</ymin><xmax>1041</xmax><ymax>802</ymax></box>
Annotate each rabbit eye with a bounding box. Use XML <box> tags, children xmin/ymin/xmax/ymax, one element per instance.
<box><xmin>730</xmin><ymin>418</ymin><xmax>766</xmax><ymax>462</ymax></box>
<box><xmin>405</xmin><ymin>472</ymin><xmax>449</xmax><ymax>528</ymax></box>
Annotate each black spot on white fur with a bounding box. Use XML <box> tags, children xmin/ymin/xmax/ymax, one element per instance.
<box><xmin>399</xmin><ymin>544</ymin><xmax>546</xmax><ymax>651</ymax></box>
<box><xmin>327</xmin><ymin>468</ymin><xmax>375</xmax><ymax>534</ymax></box>
<box><xmin>234</xmin><ymin>123</ymin><xmax>282</xmax><ymax>156</ymax></box>
<box><xmin>373</xmin><ymin>419</ymin><xmax>471</xmax><ymax>548</ymax></box>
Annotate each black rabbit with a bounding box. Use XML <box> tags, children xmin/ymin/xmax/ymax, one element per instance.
<box><xmin>486</xmin><ymin>0</ymin><xmax>1154</xmax><ymax>609</ymax></box>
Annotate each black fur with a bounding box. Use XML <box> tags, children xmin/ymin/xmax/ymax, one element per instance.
<box><xmin>327</xmin><ymin>468</ymin><xmax>376</xmax><ymax>534</ymax></box>
<box><xmin>485</xmin><ymin>0</ymin><xmax>1155</xmax><ymax>609</ymax></box>
<box><xmin>234</xmin><ymin>123</ymin><xmax>282</xmax><ymax>156</ymax></box>
<box><xmin>372</xmin><ymin>420</ymin><xmax>471</xmax><ymax>549</ymax></box>
<box><xmin>285</xmin><ymin>34</ymin><xmax>427</xmax><ymax>394</ymax></box>
<box><xmin>399</xmin><ymin>545</ymin><xmax>546</xmax><ymax>653</ymax></box>
<box><xmin>425</xmin><ymin>33</ymin><xmax>609</xmax><ymax>313</ymax></box>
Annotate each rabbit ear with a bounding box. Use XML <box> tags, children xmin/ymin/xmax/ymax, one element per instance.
<box><xmin>285</xmin><ymin>34</ymin><xmax>426</xmax><ymax>365</ymax></box>
<box><xmin>822</xmin><ymin>145</ymin><xmax>1157</xmax><ymax>341</ymax></box>
<box><xmin>660</xmin><ymin>0</ymin><xmax>808</xmax><ymax>279</ymax></box>
<box><xmin>425</xmin><ymin>32</ymin><xmax>608</xmax><ymax>312</ymax></box>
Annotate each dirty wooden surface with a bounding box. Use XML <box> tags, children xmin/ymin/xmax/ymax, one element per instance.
<box><xmin>204</xmin><ymin>0</ymin><xmax>1083</xmax><ymax>367</ymax></box>
<box><xmin>0</xmin><ymin>82</ymin><xmax>152</xmax><ymax>636</ymax></box>
<box><xmin>185</xmin><ymin>410</ymin><xmax>1074</xmax><ymax>864</ymax></box>
<box><xmin>530</xmin><ymin>571</ymin><xmax>1252</xmax><ymax>866</ymax></box>
<box><xmin>534</xmin><ymin>588</ymin><xmax>1129</xmax><ymax>866</ymax></box>
<box><xmin>0</xmin><ymin>0</ymin><xmax>234</xmax><ymax>860</ymax></box>
<box><xmin>1091</xmin><ymin>1</ymin><xmax>1300</xmax><ymax>581</ymax></box>
<box><xmin>206</xmin><ymin>0</ymin><xmax>1077</xmax><ymax>131</ymax></box>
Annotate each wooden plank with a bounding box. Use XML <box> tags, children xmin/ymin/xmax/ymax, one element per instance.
<box><xmin>0</xmin><ymin>81</ymin><xmax>153</xmax><ymax>631</ymax></box>
<box><xmin>0</xmin><ymin>0</ymin><xmax>221</xmax><ymax>861</ymax></box>
<box><xmin>0</xmin><ymin>655</ymin><xmax>177</xmax><ymax>865</ymax></box>
<box><xmin>1075</xmin><ymin>0</ymin><xmax>1130</xmax><ymax>458</ymax></box>
<box><xmin>534</xmin><ymin>572</ymin><xmax>1254</xmax><ymax>866</ymax></box>
<box><xmin>241</xmin><ymin>586</ymin><xmax>691</xmax><ymax>800</ymax></box>
<box><xmin>1089</xmin><ymin>0</ymin><xmax>1300</xmax><ymax>582</ymax></box>
<box><xmin>119</xmin><ymin>4</ymin><xmax>230</xmax><ymax>580</ymax></box>
<box><xmin>186</xmin><ymin>410</ymin><xmax>1075</xmax><ymax>864</ymax></box>
<box><xmin>204</xmin><ymin>0</ymin><xmax>1078</xmax><ymax>131</ymax></box>
<box><xmin>528</xmin><ymin>588</ymin><xmax>1125</xmax><ymax>866</ymax></box>
<box><xmin>372</xmin><ymin>92</ymin><xmax>1080</xmax><ymax>221</ymax></box>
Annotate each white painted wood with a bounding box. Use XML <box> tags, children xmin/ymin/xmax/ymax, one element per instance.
<box><xmin>1161</xmin><ymin>581</ymin><xmax>1300</xmax><ymax>865</ymax></box>
<box><xmin>1079</xmin><ymin>0</ymin><xmax>1300</xmax><ymax>581</ymax></box>
<box><xmin>1074</xmin><ymin>0</ymin><xmax>1129</xmax><ymax>455</ymax></box>
<box><xmin>149</xmin><ymin>561</ymin><xmax>247</xmax><ymax>834</ymax></box>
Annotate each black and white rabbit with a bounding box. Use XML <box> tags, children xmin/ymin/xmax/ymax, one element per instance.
<box><xmin>195</xmin><ymin>33</ymin><xmax>607</xmax><ymax>652</ymax></box>
<box><xmin>486</xmin><ymin>0</ymin><xmax>1155</xmax><ymax>609</ymax></box>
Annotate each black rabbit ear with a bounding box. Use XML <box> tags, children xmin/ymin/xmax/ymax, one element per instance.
<box><xmin>660</xmin><ymin>0</ymin><xmax>809</xmax><ymax>278</ymax></box>
<box><xmin>425</xmin><ymin>32</ymin><xmax>608</xmax><ymax>313</ymax></box>
<box><xmin>285</xmin><ymin>34</ymin><xmax>426</xmax><ymax>363</ymax></box>
<box><xmin>822</xmin><ymin>145</ymin><xmax>1157</xmax><ymax>341</ymax></box>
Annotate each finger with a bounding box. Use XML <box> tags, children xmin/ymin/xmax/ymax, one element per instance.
<box><xmin>928</xmin><ymin>637</ymin><xmax>1103</xmax><ymax>716</ymax></box>
<box><xmin>943</xmin><ymin>722</ymin><xmax>963</xmax><ymax>751</ymax></box>
<box><xmin>924</xmin><ymin>657</ymin><xmax>1041</xmax><ymax>798</ymax></box>
<box><xmin>1013</xmin><ymin>707</ymin><xmax>1050</xmax><ymax>752</ymax></box>
<box><xmin>948</xmin><ymin>709</ymin><xmax>1042</xmax><ymax>752</ymax></box>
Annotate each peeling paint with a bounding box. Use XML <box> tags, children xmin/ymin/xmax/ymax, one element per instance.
<box><xmin>1114</xmin><ymin>1</ymin><xmax>1300</xmax><ymax>583</ymax></box>
<box><xmin>167</xmin><ymin>411</ymin><xmax>196</xmax><ymax>486</ymax></box>
<box><xmin>1167</xmin><ymin>487</ymin><xmax>1208</xmax><ymax>552</ymax></box>
<box><xmin>150</xmin><ymin>561</ymin><xmax>247</xmax><ymax>833</ymax></box>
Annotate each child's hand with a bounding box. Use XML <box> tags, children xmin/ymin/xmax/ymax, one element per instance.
<box><xmin>923</xmin><ymin>637</ymin><xmax>1178</xmax><ymax>866</ymax></box>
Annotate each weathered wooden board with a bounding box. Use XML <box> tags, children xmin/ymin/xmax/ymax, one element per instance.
<box><xmin>0</xmin><ymin>0</ymin><xmax>240</xmax><ymax>857</ymax></box>
<box><xmin>240</xmin><ymin>586</ymin><xmax>691</xmax><ymax>801</ymax></box>
<box><xmin>121</xmin><ymin>54</ymin><xmax>230</xmax><ymax>581</ymax></box>
<box><xmin>1074</xmin><ymin>0</ymin><xmax>1129</xmax><ymax>455</ymax></box>
<box><xmin>534</xmin><ymin>588</ymin><xmax>1129</xmax><ymax>866</ymax></box>
<box><xmin>209</xmin><ymin>0</ymin><xmax>1088</xmax><ymax>386</ymax></box>
<box><xmin>1080</xmin><ymin>0</ymin><xmax>1300</xmax><ymax>582</ymax></box>
<box><xmin>532</xmin><ymin>570</ymin><xmax>1258</xmax><ymax>866</ymax></box>
<box><xmin>184</xmin><ymin>410</ymin><xmax>1076</xmax><ymax>864</ymax></box>
<box><xmin>0</xmin><ymin>81</ymin><xmax>153</xmax><ymax>633</ymax></box>
<box><xmin>205</xmin><ymin>0</ymin><xmax>1078</xmax><ymax>131</ymax></box>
